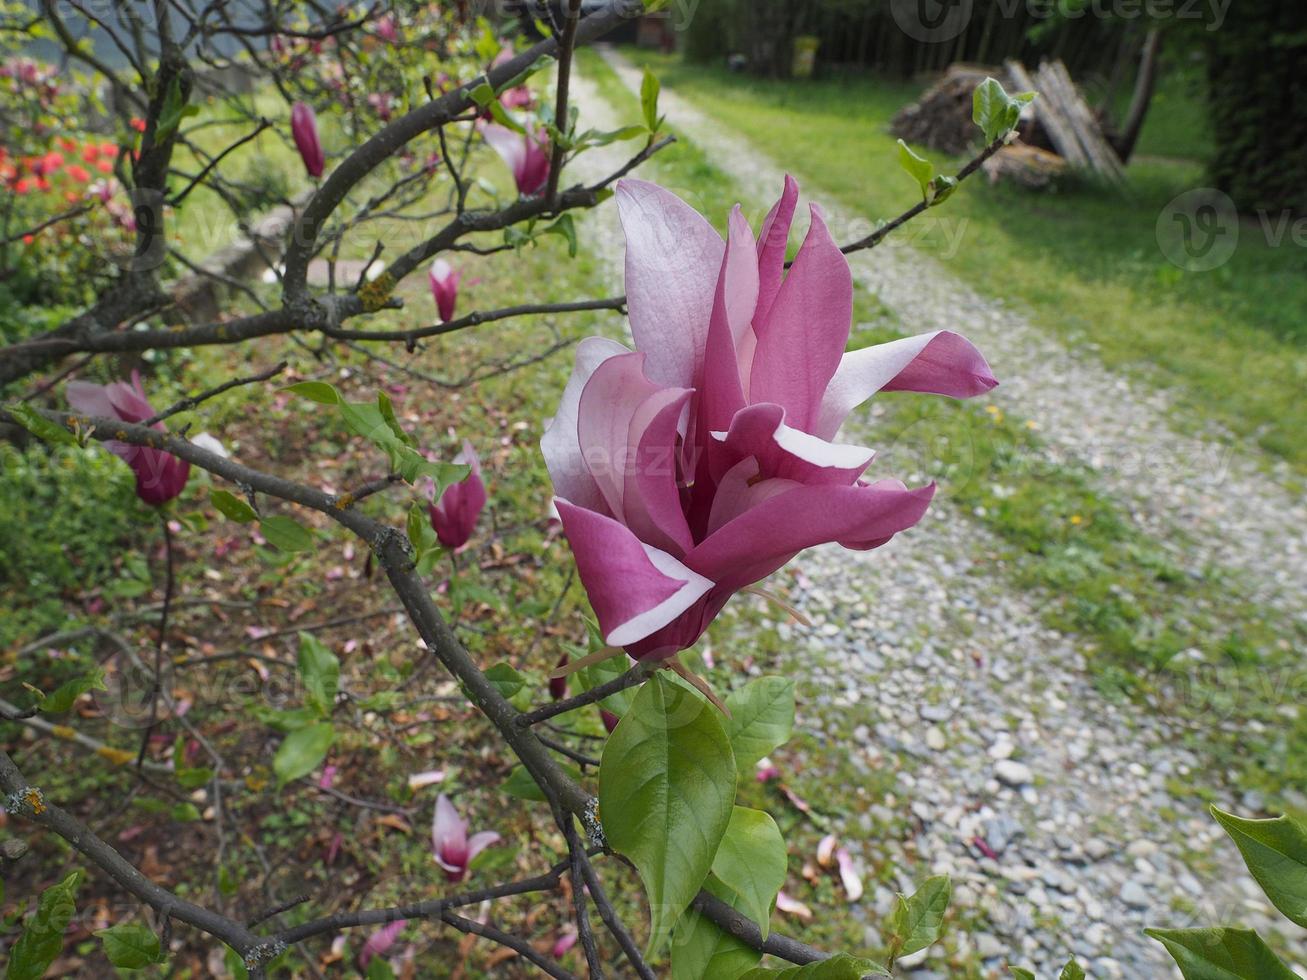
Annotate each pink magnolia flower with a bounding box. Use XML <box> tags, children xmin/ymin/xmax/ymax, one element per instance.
<box><xmin>357</xmin><ymin>918</ymin><xmax>406</xmax><ymax>969</ymax></box>
<box><xmin>427</xmin><ymin>441</ymin><xmax>486</xmax><ymax>550</ymax></box>
<box><xmin>481</xmin><ymin>123</ymin><xmax>550</xmax><ymax>196</ymax></box>
<box><xmin>489</xmin><ymin>46</ymin><xmax>534</xmax><ymax>111</ymax></box>
<box><xmin>432</xmin><ymin>793</ymin><xmax>500</xmax><ymax>882</ymax></box>
<box><xmin>599</xmin><ymin>708</ymin><xmax>620</xmax><ymax>734</ymax></box>
<box><xmin>66</xmin><ymin>370</ymin><xmax>191</xmax><ymax>506</ymax></box>
<box><xmin>374</xmin><ymin>14</ymin><xmax>398</xmax><ymax>43</ymax></box>
<box><xmin>290</xmin><ymin>102</ymin><xmax>324</xmax><ymax>178</ymax></box>
<box><xmin>541</xmin><ymin>177</ymin><xmax>996</xmax><ymax>661</ymax></box>
<box><xmin>549</xmin><ymin>653</ymin><xmax>568</xmax><ymax>700</ymax></box>
<box><xmin>428</xmin><ymin>258</ymin><xmax>461</xmax><ymax>323</ymax></box>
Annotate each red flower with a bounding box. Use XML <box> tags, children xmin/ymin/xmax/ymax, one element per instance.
<box><xmin>65</xmin><ymin>164</ymin><xmax>90</xmax><ymax>182</ymax></box>
<box><xmin>129</xmin><ymin>117</ymin><xmax>146</xmax><ymax>133</ymax></box>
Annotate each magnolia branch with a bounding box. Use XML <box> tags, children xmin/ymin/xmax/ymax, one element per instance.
<box><xmin>1</xmin><ymin>406</ymin><xmax>830</xmax><ymax>970</ymax></box>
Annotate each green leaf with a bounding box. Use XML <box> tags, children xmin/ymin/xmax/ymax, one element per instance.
<box><xmin>888</xmin><ymin>875</ymin><xmax>951</xmax><ymax>962</ymax></box>
<box><xmin>284</xmin><ymin>381</ymin><xmax>340</xmax><ymax>405</ymax></box>
<box><xmin>211</xmin><ymin>488</ymin><xmax>257</xmax><ymax>523</ymax></box>
<box><xmin>543</xmin><ymin>214</ymin><xmax>578</xmax><ymax>258</ymax></box>
<box><xmin>5</xmin><ymin>403</ymin><xmax>77</xmax><ymax>445</ymax></box>
<box><xmin>710</xmin><ymin>807</ymin><xmax>787</xmax><ymax>940</ymax></box>
<box><xmin>366</xmin><ymin>958</ymin><xmax>397</xmax><ymax>980</ymax></box>
<box><xmin>576</xmin><ymin>125</ymin><xmax>647</xmax><ymax>148</ymax></box>
<box><xmin>1009</xmin><ymin>970</ymin><xmax>1037</xmax><ymax>980</ymax></box>
<box><xmin>725</xmin><ymin>677</ymin><xmax>795</xmax><ymax>770</ymax></box>
<box><xmin>897</xmin><ymin>139</ymin><xmax>934</xmax><ymax>202</ymax></box>
<box><xmin>407</xmin><ymin>502</ymin><xmax>438</xmax><ymax>562</ymax></box>
<box><xmin>38</xmin><ymin>668</ymin><xmax>106</xmax><ymax>714</ymax></box>
<box><xmin>1146</xmin><ymin>927</ymin><xmax>1297</xmax><ymax>980</ymax></box>
<box><xmin>740</xmin><ymin>954</ymin><xmax>889</xmax><ymax>978</ymax></box>
<box><xmin>600</xmin><ymin>674</ymin><xmax>737</xmax><ymax>956</ymax></box>
<box><xmin>297</xmin><ymin>632</ymin><xmax>339</xmax><ymax>717</ymax></box>
<box><xmin>154</xmin><ymin>77</ymin><xmax>192</xmax><ymax>144</ymax></box>
<box><xmin>96</xmin><ymin>922</ymin><xmax>164</xmax><ymax>969</ymax></box>
<box><xmin>260</xmin><ymin>515</ymin><xmax>314</xmax><ymax>553</ymax></box>
<box><xmin>170</xmin><ymin>801</ymin><xmax>202</xmax><ymax>822</ymax></box>
<box><xmin>671</xmin><ymin>879</ymin><xmax>760</xmax><ymax>980</ymax></box>
<box><xmin>972</xmin><ymin>77</ymin><xmax>1033</xmax><ymax>144</ymax></box>
<box><xmin>469</xmin><ymin>81</ymin><xmax>496</xmax><ymax>108</ymax></box>
<box><xmin>484</xmin><ymin>662</ymin><xmax>526</xmax><ymax>700</ymax></box>
<box><xmin>575</xmin><ymin>650</ymin><xmax>637</xmax><ymax>717</ymax></box>
<box><xmin>640</xmin><ymin>67</ymin><xmax>662</xmax><ymax>132</ymax></box>
<box><xmin>273</xmin><ymin>721</ymin><xmax>334</xmax><ymax>786</ymax></box>
<box><xmin>1211</xmin><ymin>806</ymin><xmax>1307</xmax><ymax>927</ymax></box>
<box><xmin>1059</xmin><ymin>960</ymin><xmax>1086</xmax><ymax>980</ymax></box>
<box><xmin>7</xmin><ymin>870</ymin><xmax>83</xmax><ymax>980</ymax></box>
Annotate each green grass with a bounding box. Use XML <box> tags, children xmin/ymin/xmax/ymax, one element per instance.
<box><xmin>615</xmin><ymin>50</ymin><xmax>1307</xmax><ymax>473</ymax></box>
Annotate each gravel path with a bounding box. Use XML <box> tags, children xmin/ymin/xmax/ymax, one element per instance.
<box><xmin>565</xmin><ymin>61</ymin><xmax>1305</xmax><ymax>978</ymax></box>
<box><xmin>595</xmin><ymin>48</ymin><xmax>1306</xmax><ymax>626</ymax></box>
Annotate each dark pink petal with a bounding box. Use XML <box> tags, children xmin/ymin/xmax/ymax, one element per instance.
<box><xmin>554</xmin><ymin>499</ymin><xmax>713</xmax><ymax>648</ymax></box>
<box><xmin>699</xmin><ymin>205</ymin><xmax>758</xmax><ymax>436</ymax></box>
<box><xmin>616</xmin><ymin>179</ymin><xmax>724</xmax><ymax>389</ymax></box>
<box><xmin>623</xmin><ymin>387</ymin><xmax>695</xmax><ymax>555</ymax></box>
<box><xmin>688</xmin><ymin>480</ymin><xmax>935</xmax><ymax>594</ymax></box>
<box><xmin>749</xmin><ymin>205</ymin><xmax>853</xmax><ymax>431</ymax></box>
<box><xmin>754</xmin><ymin>174</ymin><xmax>800</xmax><ymax>329</ymax></box>
<box><xmin>709</xmin><ymin>402</ymin><xmax>874</xmax><ymax>488</ymax></box>
<box><xmin>429</xmin><ymin>258</ymin><xmax>460</xmax><ymax>323</ymax></box>
<box><xmin>357</xmin><ymin>919</ymin><xmax>407</xmax><ymax>968</ymax></box>
<box><xmin>600</xmin><ymin>708</ymin><xmax>620</xmax><ymax>733</ymax></box>
<box><xmin>552</xmin><ymin>926</ymin><xmax>579</xmax><ymax>959</ymax></box>
<box><xmin>813</xmin><ymin>330</ymin><xmax>998</xmax><ymax>439</ymax></box>
<box><xmin>429</xmin><ymin>440</ymin><xmax>486</xmax><ymax>549</ymax></box>
<box><xmin>541</xmin><ymin>337</ymin><xmax>630</xmax><ymax>514</ymax></box>
<box><xmin>705</xmin><ymin>457</ymin><xmax>799</xmax><ymax>537</ymax></box>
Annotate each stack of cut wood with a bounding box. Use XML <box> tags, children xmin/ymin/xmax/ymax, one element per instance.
<box><xmin>890</xmin><ymin>58</ymin><xmax>1124</xmax><ymax>187</ymax></box>
<box><xmin>1005</xmin><ymin>60</ymin><xmax>1124</xmax><ymax>183</ymax></box>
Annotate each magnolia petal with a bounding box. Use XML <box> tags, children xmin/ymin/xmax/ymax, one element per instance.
<box><xmin>816</xmin><ymin>833</ymin><xmax>838</xmax><ymax>867</ymax></box>
<box><xmin>775</xmin><ymin>890</ymin><xmax>813</xmax><ymax>920</ymax></box>
<box><xmin>358</xmin><ymin>919</ymin><xmax>407</xmax><ymax>968</ymax></box>
<box><xmin>481</xmin><ymin>122</ymin><xmax>526</xmax><ymax>178</ymax></box>
<box><xmin>813</xmin><ymin>330</ymin><xmax>998</xmax><ymax>439</ymax></box>
<box><xmin>836</xmin><ymin>848</ymin><xmax>863</xmax><ymax>902</ymax></box>
<box><xmin>576</xmin><ymin>350</ymin><xmax>665</xmax><ymax>520</ymax></box>
<box><xmin>710</xmin><ymin>402</ymin><xmax>874</xmax><ymax>487</ymax></box>
<box><xmin>407</xmin><ymin>769</ymin><xmax>445</xmax><ymax>791</ymax></box>
<box><xmin>66</xmin><ymin>380</ymin><xmax>119</xmax><ymax>420</ymax></box>
<box><xmin>749</xmin><ymin>204</ymin><xmax>853</xmax><ymax>430</ymax></box>
<box><xmin>541</xmin><ymin>337</ymin><xmax>630</xmax><ymax>513</ymax></box>
<box><xmin>706</xmin><ymin>457</ymin><xmax>800</xmax><ymax>537</ymax></box>
<box><xmin>616</xmin><ymin>178</ymin><xmax>724</xmax><ymax>390</ymax></box>
<box><xmin>754</xmin><ymin>173</ymin><xmax>800</xmax><ymax>328</ymax></box>
<box><xmin>555</xmin><ymin>498</ymin><xmax>714</xmax><ymax>648</ymax></box>
<box><xmin>432</xmin><ymin>793</ymin><xmax>467</xmax><ymax>859</ymax></box>
<box><xmin>191</xmin><ymin>432</ymin><xmax>228</xmax><ymax>458</ymax></box>
<box><xmin>700</xmin><ymin>205</ymin><xmax>759</xmax><ymax>435</ymax></box>
<box><xmin>466</xmin><ymin>830</ymin><xmax>501</xmax><ymax>865</ymax></box>
<box><xmin>689</xmin><ymin>480</ymin><xmax>935</xmax><ymax>593</ymax></box>
<box><xmin>623</xmin><ymin>387</ymin><xmax>695</xmax><ymax>554</ymax></box>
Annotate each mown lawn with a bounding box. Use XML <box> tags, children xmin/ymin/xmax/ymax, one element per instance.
<box><xmin>613</xmin><ymin>50</ymin><xmax>1307</xmax><ymax>474</ymax></box>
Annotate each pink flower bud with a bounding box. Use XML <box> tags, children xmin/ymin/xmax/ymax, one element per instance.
<box><xmin>549</xmin><ymin>653</ymin><xmax>568</xmax><ymax>700</ymax></box>
<box><xmin>290</xmin><ymin>102</ymin><xmax>324</xmax><ymax>178</ymax></box>
<box><xmin>428</xmin><ymin>441</ymin><xmax>486</xmax><ymax>550</ymax></box>
<box><xmin>428</xmin><ymin>258</ymin><xmax>461</xmax><ymax>323</ymax></box>
<box><xmin>600</xmin><ymin>709</ymin><xmax>620</xmax><ymax>734</ymax></box>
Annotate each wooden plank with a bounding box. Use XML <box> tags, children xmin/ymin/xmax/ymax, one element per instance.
<box><xmin>1008</xmin><ymin>58</ymin><xmax>1089</xmax><ymax>168</ymax></box>
<box><xmin>1046</xmin><ymin>60</ymin><xmax>1126</xmax><ymax>182</ymax></box>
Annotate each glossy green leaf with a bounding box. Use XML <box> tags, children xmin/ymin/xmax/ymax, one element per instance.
<box><xmin>260</xmin><ymin>515</ymin><xmax>313</xmax><ymax>552</ymax></box>
<box><xmin>284</xmin><ymin>381</ymin><xmax>340</xmax><ymax>405</ymax></box>
<box><xmin>297</xmin><ymin>632</ymin><xmax>339</xmax><ymax>717</ymax></box>
<box><xmin>1211</xmin><ymin>806</ymin><xmax>1307</xmax><ymax>927</ymax></box>
<box><xmin>972</xmin><ymin>77</ymin><xmax>1033</xmax><ymax>144</ymax></box>
<box><xmin>484</xmin><ymin>662</ymin><xmax>526</xmax><ymax>700</ymax></box>
<box><xmin>1059</xmin><ymin>960</ymin><xmax>1086</xmax><ymax>980</ymax></box>
<box><xmin>543</xmin><ymin>214</ymin><xmax>578</xmax><ymax>258</ymax></box>
<box><xmin>7</xmin><ymin>870</ymin><xmax>82</xmax><ymax>980</ymax></box>
<box><xmin>1009</xmin><ymin>970</ymin><xmax>1036</xmax><ymax>980</ymax></box>
<box><xmin>888</xmin><ymin>875</ymin><xmax>951</xmax><ymax>962</ymax></box>
<box><xmin>1146</xmin><ymin>927</ymin><xmax>1297</xmax><ymax>979</ymax></box>
<box><xmin>640</xmin><ymin>67</ymin><xmax>662</xmax><ymax>132</ymax></box>
<box><xmin>211</xmin><ymin>489</ymin><xmax>257</xmax><ymax>523</ymax></box>
<box><xmin>273</xmin><ymin>721</ymin><xmax>334</xmax><ymax>786</ymax></box>
<box><xmin>407</xmin><ymin>502</ymin><xmax>437</xmax><ymax>561</ymax></box>
<box><xmin>38</xmin><ymin>668</ymin><xmax>106</xmax><ymax>714</ymax></box>
<box><xmin>897</xmin><ymin>139</ymin><xmax>934</xmax><ymax>201</ymax></box>
<box><xmin>929</xmin><ymin>175</ymin><xmax>959</xmax><ymax>207</ymax></box>
<box><xmin>725</xmin><ymin>677</ymin><xmax>795</xmax><ymax>770</ymax></box>
<box><xmin>671</xmin><ymin>879</ymin><xmax>760</xmax><ymax>980</ymax></box>
<box><xmin>5</xmin><ymin>403</ymin><xmax>76</xmax><ymax>445</ymax></box>
<box><xmin>96</xmin><ymin>922</ymin><xmax>164</xmax><ymax>969</ymax></box>
<box><xmin>600</xmin><ymin>674</ymin><xmax>737</xmax><ymax>955</ymax></box>
<box><xmin>469</xmin><ymin>82</ymin><xmax>496</xmax><ymax>107</ymax></box>
<box><xmin>740</xmin><ymin>953</ymin><xmax>889</xmax><ymax>978</ymax></box>
<box><xmin>710</xmin><ymin>807</ymin><xmax>787</xmax><ymax>939</ymax></box>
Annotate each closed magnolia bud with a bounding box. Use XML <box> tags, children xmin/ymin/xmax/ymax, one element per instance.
<box><xmin>290</xmin><ymin>102</ymin><xmax>324</xmax><ymax>178</ymax></box>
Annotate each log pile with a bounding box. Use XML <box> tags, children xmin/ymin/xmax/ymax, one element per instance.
<box><xmin>890</xmin><ymin>59</ymin><xmax>1124</xmax><ymax>187</ymax></box>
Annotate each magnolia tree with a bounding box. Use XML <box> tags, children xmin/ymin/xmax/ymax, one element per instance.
<box><xmin>10</xmin><ymin>3</ymin><xmax>1295</xmax><ymax>979</ymax></box>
